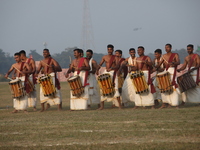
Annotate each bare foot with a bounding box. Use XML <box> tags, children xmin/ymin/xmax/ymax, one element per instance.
<box><xmin>167</xmin><ymin>104</ymin><xmax>172</xmax><ymax>108</ymax></box>
<box><xmin>154</xmin><ymin>99</ymin><xmax>159</xmax><ymax>106</ymax></box>
<box><xmin>40</xmin><ymin>109</ymin><xmax>44</xmax><ymax>112</ymax></box>
<box><xmin>11</xmin><ymin>110</ymin><xmax>18</xmax><ymax>113</ymax></box>
<box><xmin>24</xmin><ymin>110</ymin><xmax>28</xmax><ymax>113</ymax></box>
<box><xmin>97</xmin><ymin>107</ymin><xmax>104</xmax><ymax>110</ymax></box>
<box><xmin>132</xmin><ymin>106</ymin><xmax>139</xmax><ymax>110</ymax></box>
<box><xmin>159</xmin><ymin>103</ymin><xmax>167</xmax><ymax>109</ymax></box>
<box><xmin>45</xmin><ymin>103</ymin><xmax>50</xmax><ymax>110</ymax></box>
<box><xmin>33</xmin><ymin>108</ymin><xmax>37</xmax><ymax>111</ymax></box>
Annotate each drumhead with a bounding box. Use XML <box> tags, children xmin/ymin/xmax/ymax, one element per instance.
<box><xmin>9</xmin><ymin>78</ymin><xmax>20</xmax><ymax>83</ymax></box>
<box><xmin>39</xmin><ymin>75</ymin><xmax>49</xmax><ymax>80</ymax></box>
<box><xmin>157</xmin><ymin>71</ymin><xmax>169</xmax><ymax>76</ymax></box>
<box><xmin>68</xmin><ymin>75</ymin><xmax>79</xmax><ymax>81</ymax></box>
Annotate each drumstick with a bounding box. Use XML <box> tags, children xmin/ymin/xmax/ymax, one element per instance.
<box><xmin>7</xmin><ymin>77</ymin><xmax>13</xmax><ymax>81</ymax></box>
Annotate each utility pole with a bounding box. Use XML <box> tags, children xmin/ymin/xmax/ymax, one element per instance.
<box><xmin>81</xmin><ymin>0</ymin><xmax>95</xmax><ymax>52</ymax></box>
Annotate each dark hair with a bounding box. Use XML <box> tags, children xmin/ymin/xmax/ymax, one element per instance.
<box><xmin>165</xmin><ymin>43</ymin><xmax>172</xmax><ymax>48</ymax></box>
<box><xmin>86</xmin><ymin>49</ymin><xmax>93</xmax><ymax>54</ymax></box>
<box><xmin>107</xmin><ymin>44</ymin><xmax>114</xmax><ymax>49</ymax></box>
<box><xmin>19</xmin><ymin>50</ymin><xmax>26</xmax><ymax>56</ymax></box>
<box><xmin>14</xmin><ymin>52</ymin><xmax>20</xmax><ymax>56</ymax></box>
<box><xmin>187</xmin><ymin>44</ymin><xmax>194</xmax><ymax>49</ymax></box>
<box><xmin>115</xmin><ymin>49</ymin><xmax>122</xmax><ymax>54</ymax></box>
<box><xmin>129</xmin><ymin>48</ymin><xmax>135</xmax><ymax>52</ymax></box>
<box><xmin>138</xmin><ymin>46</ymin><xmax>145</xmax><ymax>50</ymax></box>
<box><xmin>154</xmin><ymin>49</ymin><xmax>162</xmax><ymax>54</ymax></box>
<box><xmin>74</xmin><ymin>48</ymin><xmax>81</xmax><ymax>54</ymax></box>
<box><xmin>79</xmin><ymin>49</ymin><xmax>84</xmax><ymax>54</ymax></box>
<box><xmin>43</xmin><ymin>48</ymin><xmax>49</xmax><ymax>52</ymax></box>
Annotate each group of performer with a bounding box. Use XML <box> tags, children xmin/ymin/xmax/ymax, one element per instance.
<box><xmin>4</xmin><ymin>43</ymin><xmax>200</xmax><ymax>113</ymax></box>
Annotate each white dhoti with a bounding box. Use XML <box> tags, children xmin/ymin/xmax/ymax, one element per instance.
<box><xmin>99</xmin><ymin>70</ymin><xmax>120</xmax><ymax>103</ymax></box>
<box><xmin>161</xmin><ymin>67</ymin><xmax>181</xmax><ymax>106</ymax></box>
<box><xmin>27</xmin><ymin>75</ymin><xmax>37</xmax><ymax>108</ymax></box>
<box><xmin>13</xmin><ymin>76</ymin><xmax>28</xmax><ymax>110</ymax></box>
<box><xmin>87</xmin><ymin>74</ymin><xmax>100</xmax><ymax>105</ymax></box>
<box><xmin>182</xmin><ymin>69</ymin><xmax>200</xmax><ymax>103</ymax></box>
<box><xmin>153</xmin><ymin>76</ymin><xmax>161</xmax><ymax>100</ymax></box>
<box><xmin>40</xmin><ymin>72</ymin><xmax>62</xmax><ymax>106</ymax></box>
<box><xmin>70</xmin><ymin>71</ymin><xmax>89</xmax><ymax>110</ymax></box>
<box><xmin>133</xmin><ymin>71</ymin><xmax>154</xmax><ymax>106</ymax></box>
<box><xmin>121</xmin><ymin>72</ymin><xmax>136</xmax><ymax>105</ymax></box>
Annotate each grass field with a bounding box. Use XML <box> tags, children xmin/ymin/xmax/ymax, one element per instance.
<box><xmin>0</xmin><ymin>82</ymin><xmax>200</xmax><ymax>150</ymax></box>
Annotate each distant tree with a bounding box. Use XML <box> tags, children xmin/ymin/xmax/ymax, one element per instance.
<box><xmin>28</xmin><ymin>50</ymin><xmax>43</xmax><ymax>61</ymax></box>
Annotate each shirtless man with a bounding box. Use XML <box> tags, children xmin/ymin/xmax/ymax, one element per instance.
<box><xmin>5</xmin><ymin>52</ymin><xmax>31</xmax><ymax>113</ymax></box>
<box><xmin>156</xmin><ymin>44</ymin><xmax>180</xmax><ymax>108</ymax></box>
<box><xmin>86</xmin><ymin>49</ymin><xmax>100</xmax><ymax>109</ymax></box>
<box><xmin>19</xmin><ymin>50</ymin><xmax>37</xmax><ymax>111</ymax></box>
<box><xmin>134</xmin><ymin>46</ymin><xmax>155</xmax><ymax>109</ymax></box>
<box><xmin>96</xmin><ymin>44</ymin><xmax>121</xmax><ymax>110</ymax></box>
<box><xmin>35</xmin><ymin>49</ymin><xmax>62</xmax><ymax>112</ymax></box>
<box><xmin>177</xmin><ymin>44</ymin><xmax>200</xmax><ymax>105</ymax></box>
<box><xmin>65</xmin><ymin>49</ymin><xmax>90</xmax><ymax>110</ymax></box>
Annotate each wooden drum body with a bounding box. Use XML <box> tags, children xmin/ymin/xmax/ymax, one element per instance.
<box><xmin>67</xmin><ymin>75</ymin><xmax>84</xmax><ymax>97</ymax></box>
<box><xmin>156</xmin><ymin>71</ymin><xmax>173</xmax><ymax>93</ymax></box>
<box><xmin>97</xmin><ymin>73</ymin><xmax>115</xmax><ymax>96</ymax></box>
<box><xmin>9</xmin><ymin>79</ymin><xmax>26</xmax><ymax>98</ymax></box>
<box><xmin>39</xmin><ymin>75</ymin><xmax>56</xmax><ymax>97</ymax></box>
<box><xmin>177</xmin><ymin>72</ymin><xmax>196</xmax><ymax>93</ymax></box>
<box><xmin>129</xmin><ymin>71</ymin><xmax>149</xmax><ymax>94</ymax></box>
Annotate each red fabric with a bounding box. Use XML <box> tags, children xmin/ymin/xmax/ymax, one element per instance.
<box><xmin>77</xmin><ymin>57</ymin><xmax>89</xmax><ymax>87</ymax></box>
<box><xmin>166</xmin><ymin>53</ymin><xmax>176</xmax><ymax>71</ymax></box>
<box><xmin>109</xmin><ymin>55</ymin><xmax>116</xmax><ymax>68</ymax></box>
<box><xmin>24</xmin><ymin>75</ymin><xmax>32</xmax><ymax>94</ymax></box>
<box><xmin>166</xmin><ymin>53</ymin><xmax>178</xmax><ymax>88</ymax></box>
<box><xmin>196</xmin><ymin>68</ymin><xmax>200</xmax><ymax>85</ymax></box>
<box><xmin>55</xmin><ymin>73</ymin><xmax>61</xmax><ymax>90</ymax></box>
<box><xmin>140</xmin><ymin>56</ymin><xmax>148</xmax><ymax>70</ymax></box>
<box><xmin>46</xmin><ymin>58</ymin><xmax>52</xmax><ymax>73</ymax></box>
<box><xmin>188</xmin><ymin>54</ymin><xmax>197</xmax><ymax>71</ymax></box>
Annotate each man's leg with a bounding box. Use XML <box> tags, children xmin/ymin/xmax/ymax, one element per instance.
<box><xmin>40</xmin><ymin>103</ymin><xmax>45</xmax><ymax>112</ymax></box>
<box><xmin>98</xmin><ymin>101</ymin><xmax>104</xmax><ymax>110</ymax></box>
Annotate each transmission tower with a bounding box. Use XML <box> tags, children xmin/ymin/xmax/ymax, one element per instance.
<box><xmin>81</xmin><ymin>0</ymin><xmax>95</xmax><ymax>51</ymax></box>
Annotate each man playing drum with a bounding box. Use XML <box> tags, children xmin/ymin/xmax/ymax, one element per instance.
<box><xmin>133</xmin><ymin>46</ymin><xmax>155</xmax><ymax>109</ymax></box>
<box><xmin>177</xmin><ymin>44</ymin><xmax>200</xmax><ymax>105</ymax></box>
<box><xmin>112</xmin><ymin>49</ymin><xmax>127</xmax><ymax>108</ymax></box>
<box><xmin>152</xmin><ymin>49</ymin><xmax>164</xmax><ymax>106</ymax></box>
<box><xmin>19</xmin><ymin>50</ymin><xmax>37</xmax><ymax>111</ymax></box>
<box><xmin>35</xmin><ymin>49</ymin><xmax>62</xmax><ymax>112</ymax></box>
<box><xmin>96</xmin><ymin>44</ymin><xmax>122</xmax><ymax>110</ymax></box>
<box><xmin>118</xmin><ymin>48</ymin><xmax>138</xmax><ymax>107</ymax></box>
<box><xmin>156</xmin><ymin>44</ymin><xmax>181</xmax><ymax>108</ymax></box>
<box><xmin>86</xmin><ymin>49</ymin><xmax>100</xmax><ymax>109</ymax></box>
<box><xmin>5</xmin><ymin>52</ymin><xmax>31</xmax><ymax>113</ymax></box>
<box><xmin>65</xmin><ymin>49</ymin><xmax>90</xmax><ymax>110</ymax></box>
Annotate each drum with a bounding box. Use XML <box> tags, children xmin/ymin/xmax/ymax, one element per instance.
<box><xmin>38</xmin><ymin>75</ymin><xmax>56</xmax><ymax>97</ymax></box>
<box><xmin>177</xmin><ymin>72</ymin><xmax>196</xmax><ymax>93</ymax></box>
<box><xmin>156</xmin><ymin>71</ymin><xmax>173</xmax><ymax>93</ymax></box>
<box><xmin>9</xmin><ymin>79</ymin><xmax>26</xmax><ymax>98</ymax></box>
<box><xmin>67</xmin><ymin>75</ymin><xmax>84</xmax><ymax>97</ymax></box>
<box><xmin>129</xmin><ymin>71</ymin><xmax>149</xmax><ymax>94</ymax></box>
<box><xmin>97</xmin><ymin>73</ymin><xmax>115</xmax><ymax>96</ymax></box>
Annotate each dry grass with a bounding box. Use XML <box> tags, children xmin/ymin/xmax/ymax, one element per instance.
<box><xmin>0</xmin><ymin>82</ymin><xmax>200</xmax><ymax>150</ymax></box>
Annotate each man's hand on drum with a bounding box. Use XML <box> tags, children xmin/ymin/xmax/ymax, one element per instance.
<box><xmin>4</xmin><ymin>74</ymin><xmax>8</xmax><ymax>79</ymax></box>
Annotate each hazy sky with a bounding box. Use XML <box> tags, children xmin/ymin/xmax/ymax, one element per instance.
<box><xmin>0</xmin><ymin>0</ymin><xmax>200</xmax><ymax>57</ymax></box>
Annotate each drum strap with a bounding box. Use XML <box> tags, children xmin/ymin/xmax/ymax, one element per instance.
<box><xmin>165</xmin><ymin>53</ymin><xmax>178</xmax><ymax>88</ymax></box>
<box><xmin>77</xmin><ymin>57</ymin><xmax>89</xmax><ymax>87</ymax></box>
<box><xmin>109</xmin><ymin>55</ymin><xmax>116</xmax><ymax>68</ymax></box>
<box><xmin>188</xmin><ymin>54</ymin><xmax>200</xmax><ymax>84</ymax></box>
<box><xmin>140</xmin><ymin>56</ymin><xmax>148</xmax><ymax>70</ymax></box>
<box><xmin>166</xmin><ymin>53</ymin><xmax>176</xmax><ymax>71</ymax></box>
<box><xmin>113</xmin><ymin>58</ymin><xmax>125</xmax><ymax>83</ymax></box>
<box><xmin>188</xmin><ymin>54</ymin><xmax>197</xmax><ymax>71</ymax></box>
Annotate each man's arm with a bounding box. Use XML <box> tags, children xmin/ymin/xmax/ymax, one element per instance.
<box><xmin>177</xmin><ymin>57</ymin><xmax>187</xmax><ymax>72</ymax></box>
<box><xmin>96</xmin><ymin>56</ymin><xmax>105</xmax><ymax>75</ymax></box>
<box><xmin>79</xmin><ymin>59</ymin><xmax>90</xmax><ymax>71</ymax></box>
<box><xmin>52</xmin><ymin>59</ymin><xmax>62</xmax><ymax>72</ymax></box>
<box><xmin>5</xmin><ymin>65</ymin><xmax>15</xmax><ymax>78</ymax></box>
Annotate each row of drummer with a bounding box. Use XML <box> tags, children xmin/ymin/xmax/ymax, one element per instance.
<box><xmin>5</xmin><ymin>43</ymin><xmax>200</xmax><ymax>113</ymax></box>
